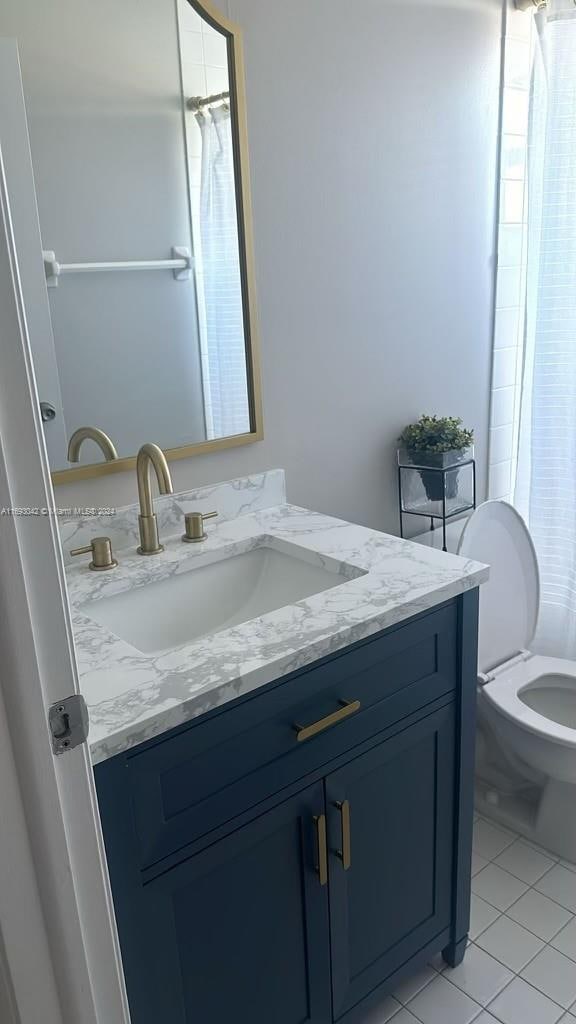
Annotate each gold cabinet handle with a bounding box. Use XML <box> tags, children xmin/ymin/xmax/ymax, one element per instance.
<box><xmin>313</xmin><ymin>815</ymin><xmax>328</xmax><ymax>887</ymax></box>
<box><xmin>335</xmin><ymin>800</ymin><xmax>351</xmax><ymax>871</ymax></box>
<box><xmin>294</xmin><ymin>700</ymin><xmax>361</xmax><ymax>743</ymax></box>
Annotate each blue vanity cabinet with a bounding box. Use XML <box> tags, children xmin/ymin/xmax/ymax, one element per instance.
<box><xmin>326</xmin><ymin>705</ymin><xmax>456</xmax><ymax>1022</ymax></box>
<box><xmin>109</xmin><ymin>782</ymin><xmax>333</xmax><ymax>1024</ymax></box>
<box><xmin>95</xmin><ymin>591</ymin><xmax>479</xmax><ymax>1024</ymax></box>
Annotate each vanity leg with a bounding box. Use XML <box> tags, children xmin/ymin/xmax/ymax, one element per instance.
<box><xmin>442</xmin><ymin>935</ymin><xmax>468</xmax><ymax>968</ymax></box>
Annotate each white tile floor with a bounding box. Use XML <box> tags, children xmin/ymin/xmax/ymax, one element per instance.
<box><xmin>360</xmin><ymin>815</ymin><xmax>576</xmax><ymax>1024</ymax></box>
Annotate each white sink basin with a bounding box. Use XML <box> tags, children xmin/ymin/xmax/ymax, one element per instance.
<box><xmin>80</xmin><ymin>540</ymin><xmax>363</xmax><ymax>654</ymax></box>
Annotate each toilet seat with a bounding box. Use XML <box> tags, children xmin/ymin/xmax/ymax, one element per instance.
<box><xmin>458</xmin><ymin>501</ymin><xmax>576</xmax><ymax>749</ymax></box>
<box><xmin>458</xmin><ymin>501</ymin><xmax>540</xmax><ymax>676</ymax></box>
<box><xmin>481</xmin><ymin>654</ymin><xmax>576</xmax><ymax>749</ymax></box>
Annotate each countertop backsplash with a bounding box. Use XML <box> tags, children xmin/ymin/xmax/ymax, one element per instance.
<box><xmin>58</xmin><ymin>468</ymin><xmax>286</xmax><ymax>564</ymax></box>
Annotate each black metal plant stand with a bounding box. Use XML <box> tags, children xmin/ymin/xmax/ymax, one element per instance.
<box><xmin>397</xmin><ymin>451</ymin><xmax>476</xmax><ymax>553</ymax></box>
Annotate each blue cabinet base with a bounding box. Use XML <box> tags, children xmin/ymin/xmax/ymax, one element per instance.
<box><xmin>95</xmin><ymin>591</ymin><xmax>479</xmax><ymax>1024</ymax></box>
<box><xmin>443</xmin><ymin>936</ymin><xmax>469</xmax><ymax>969</ymax></box>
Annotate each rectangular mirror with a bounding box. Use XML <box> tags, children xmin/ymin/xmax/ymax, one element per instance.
<box><xmin>0</xmin><ymin>0</ymin><xmax>262</xmax><ymax>482</ymax></box>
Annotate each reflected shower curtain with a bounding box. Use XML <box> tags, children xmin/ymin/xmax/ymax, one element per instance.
<box><xmin>196</xmin><ymin>104</ymin><xmax>250</xmax><ymax>439</ymax></box>
<box><xmin>515</xmin><ymin>1</ymin><xmax>576</xmax><ymax>655</ymax></box>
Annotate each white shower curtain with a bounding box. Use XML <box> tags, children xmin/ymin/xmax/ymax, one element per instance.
<box><xmin>515</xmin><ymin>0</ymin><xmax>576</xmax><ymax>656</ymax></box>
<box><xmin>195</xmin><ymin>104</ymin><xmax>250</xmax><ymax>439</ymax></box>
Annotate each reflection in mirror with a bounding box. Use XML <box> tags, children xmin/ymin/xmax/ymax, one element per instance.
<box><xmin>181</xmin><ymin>1</ymin><xmax>250</xmax><ymax>442</ymax></box>
<box><xmin>0</xmin><ymin>0</ymin><xmax>261</xmax><ymax>478</ymax></box>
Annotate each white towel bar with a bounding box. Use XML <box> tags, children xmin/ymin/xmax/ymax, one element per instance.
<box><xmin>43</xmin><ymin>247</ymin><xmax>192</xmax><ymax>287</ymax></box>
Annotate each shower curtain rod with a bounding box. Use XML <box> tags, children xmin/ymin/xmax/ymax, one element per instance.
<box><xmin>187</xmin><ymin>90</ymin><xmax>230</xmax><ymax>111</ymax></box>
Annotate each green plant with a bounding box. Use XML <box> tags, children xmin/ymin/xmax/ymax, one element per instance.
<box><xmin>399</xmin><ymin>415</ymin><xmax>473</xmax><ymax>454</ymax></box>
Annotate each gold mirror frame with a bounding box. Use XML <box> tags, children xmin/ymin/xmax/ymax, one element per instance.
<box><xmin>51</xmin><ymin>0</ymin><xmax>262</xmax><ymax>485</ymax></box>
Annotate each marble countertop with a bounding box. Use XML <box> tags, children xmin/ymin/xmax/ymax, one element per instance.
<box><xmin>66</xmin><ymin>484</ymin><xmax>488</xmax><ymax>765</ymax></box>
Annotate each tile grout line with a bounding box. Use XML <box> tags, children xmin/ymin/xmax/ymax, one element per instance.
<box><xmin>488</xmin><ymin>972</ymin><xmax>573</xmax><ymax>1019</ymax></box>
<box><xmin>472</xmin><ymin>820</ymin><xmax>575</xmax><ymax>942</ymax></box>
<box><xmin>440</xmin><ymin>964</ymin><xmax>505</xmax><ymax>1014</ymax></box>
<box><xmin>475</xmin><ymin>876</ymin><xmax>575</xmax><ymax>944</ymax></box>
<box><xmin>464</xmin><ymin>820</ymin><xmax>576</xmax><ymax>1018</ymax></box>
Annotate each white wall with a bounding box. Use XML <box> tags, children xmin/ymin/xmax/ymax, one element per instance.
<box><xmin>55</xmin><ymin>0</ymin><xmax>502</xmax><ymax>535</ymax></box>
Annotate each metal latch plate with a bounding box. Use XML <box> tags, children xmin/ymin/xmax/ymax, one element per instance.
<box><xmin>48</xmin><ymin>694</ymin><xmax>89</xmax><ymax>754</ymax></box>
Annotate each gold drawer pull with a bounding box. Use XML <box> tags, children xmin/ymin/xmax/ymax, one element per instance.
<box><xmin>335</xmin><ymin>800</ymin><xmax>352</xmax><ymax>871</ymax></box>
<box><xmin>313</xmin><ymin>815</ymin><xmax>328</xmax><ymax>887</ymax></box>
<box><xmin>294</xmin><ymin>700</ymin><xmax>361</xmax><ymax>743</ymax></box>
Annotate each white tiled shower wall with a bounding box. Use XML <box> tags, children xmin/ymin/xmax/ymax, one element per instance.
<box><xmin>488</xmin><ymin>4</ymin><xmax>533</xmax><ymax>502</ymax></box>
<box><xmin>176</xmin><ymin>1</ymin><xmax>229</xmax><ymax>206</ymax></box>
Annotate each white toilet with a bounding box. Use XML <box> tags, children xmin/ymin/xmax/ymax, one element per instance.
<box><xmin>458</xmin><ymin>500</ymin><xmax>576</xmax><ymax>862</ymax></box>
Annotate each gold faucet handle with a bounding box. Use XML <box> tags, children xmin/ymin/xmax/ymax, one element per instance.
<box><xmin>70</xmin><ymin>536</ymin><xmax>118</xmax><ymax>571</ymax></box>
<box><xmin>182</xmin><ymin>511</ymin><xmax>218</xmax><ymax>544</ymax></box>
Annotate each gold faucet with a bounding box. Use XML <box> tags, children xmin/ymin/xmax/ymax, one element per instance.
<box><xmin>68</xmin><ymin>426</ymin><xmax>118</xmax><ymax>463</ymax></box>
<box><xmin>136</xmin><ymin>443</ymin><xmax>174</xmax><ymax>555</ymax></box>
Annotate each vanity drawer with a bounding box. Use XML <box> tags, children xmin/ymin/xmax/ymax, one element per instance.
<box><xmin>126</xmin><ymin>602</ymin><xmax>458</xmax><ymax>869</ymax></box>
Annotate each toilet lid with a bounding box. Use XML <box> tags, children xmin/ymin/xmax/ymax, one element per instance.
<box><xmin>458</xmin><ymin>501</ymin><xmax>540</xmax><ymax>674</ymax></box>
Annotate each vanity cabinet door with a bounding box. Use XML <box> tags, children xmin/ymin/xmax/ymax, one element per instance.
<box><xmin>125</xmin><ymin>782</ymin><xmax>332</xmax><ymax>1024</ymax></box>
<box><xmin>326</xmin><ymin>705</ymin><xmax>456</xmax><ymax>1022</ymax></box>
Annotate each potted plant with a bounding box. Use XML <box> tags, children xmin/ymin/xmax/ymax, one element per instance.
<box><xmin>398</xmin><ymin>415</ymin><xmax>474</xmax><ymax>503</ymax></box>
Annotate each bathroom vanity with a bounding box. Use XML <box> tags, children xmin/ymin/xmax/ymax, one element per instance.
<box><xmin>63</xmin><ymin>471</ymin><xmax>488</xmax><ymax>1024</ymax></box>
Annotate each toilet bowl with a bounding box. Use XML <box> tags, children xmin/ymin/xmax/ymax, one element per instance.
<box><xmin>458</xmin><ymin>500</ymin><xmax>576</xmax><ymax>861</ymax></box>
